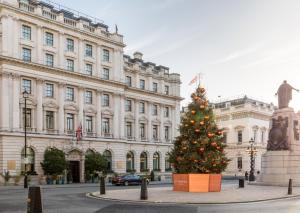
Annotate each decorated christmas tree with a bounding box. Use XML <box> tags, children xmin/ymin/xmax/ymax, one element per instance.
<box><xmin>170</xmin><ymin>86</ymin><xmax>230</xmax><ymax>174</ymax></box>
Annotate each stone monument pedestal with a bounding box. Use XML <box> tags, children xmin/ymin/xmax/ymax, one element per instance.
<box><xmin>259</xmin><ymin>107</ymin><xmax>300</xmax><ymax>186</ymax></box>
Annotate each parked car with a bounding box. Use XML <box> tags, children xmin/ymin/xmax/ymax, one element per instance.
<box><xmin>112</xmin><ymin>174</ymin><xmax>149</xmax><ymax>186</ymax></box>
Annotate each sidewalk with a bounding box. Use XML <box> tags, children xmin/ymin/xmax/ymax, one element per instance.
<box><xmin>88</xmin><ymin>183</ymin><xmax>300</xmax><ymax>204</ymax></box>
<box><xmin>0</xmin><ymin>180</ymin><xmax>172</xmax><ymax>190</ymax></box>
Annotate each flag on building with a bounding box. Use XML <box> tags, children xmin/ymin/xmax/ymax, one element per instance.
<box><xmin>76</xmin><ymin>123</ymin><xmax>82</xmax><ymax>141</ymax></box>
<box><xmin>189</xmin><ymin>75</ymin><xmax>198</xmax><ymax>85</ymax></box>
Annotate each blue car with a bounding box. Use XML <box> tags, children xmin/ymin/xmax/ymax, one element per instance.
<box><xmin>112</xmin><ymin>174</ymin><xmax>149</xmax><ymax>186</ymax></box>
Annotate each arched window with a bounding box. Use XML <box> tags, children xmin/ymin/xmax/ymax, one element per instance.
<box><xmin>103</xmin><ymin>150</ymin><xmax>112</xmax><ymax>172</ymax></box>
<box><xmin>153</xmin><ymin>152</ymin><xmax>160</xmax><ymax>171</ymax></box>
<box><xmin>21</xmin><ymin>147</ymin><xmax>35</xmax><ymax>174</ymax></box>
<box><xmin>85</xmin><ymin>149</ymin><xmax>95</xmax><ymax>155</ymax></box>
<box><xmin>126</xmin><ymin>151</ymin><xmax>135</xmax><ymax>172</ymax></box>
<box><xmin>140</xmin><ymin>152</ymin><xmax>148</xmax><ymax>172</ymax></box>
<box><xmin>165</xmin><ymin>153</ymin><xmax>172</xmax><ymax>172</ymax></box>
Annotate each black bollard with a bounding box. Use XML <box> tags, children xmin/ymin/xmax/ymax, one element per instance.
<box><xmin>239</xmin><ymin>179</ymin><xmax>244</xmax><ymax>188</ymax></box>
<box><xmin>100</xmin><ymin>176</ymin><xmax>105</xmax><ymax>195</ymax></box>
<box><xmin>140</xmin><ymin>178</ymin><xmax>148</xmax><ymax>200</ymax></box>
<box><xmin>288</xmin><ymin>179</ymin><xmax>292</xmax><ymax>195</ymax></box>
<box><xmin>27</xmin><ymin>186</ymin><xmax>43</xmax><ymax>213</ymax></box>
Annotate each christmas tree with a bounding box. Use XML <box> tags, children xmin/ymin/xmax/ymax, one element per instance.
<box><xmin>169</xmin><ymin>86</ymin><xmax>230</xmax><ymax>174</ymax></box>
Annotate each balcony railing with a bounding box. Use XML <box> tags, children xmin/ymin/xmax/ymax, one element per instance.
<box><xmin>19</xmin><ymin>2</ymin><xmax>34</xmax><ymax>13</ymax></box>
<box><xmin>64</xmin><ymin>17</ymin><xmax>77</xmax><ymax>27</ymax></box>
<box><xmin>45</xmin><ymin>129</ymin><xmax>59</xmax><ymax>134</ymax></box>
<box><xmin>103</xmin><ymin>133</ymin><xmax>113</xmax><ymax>138</ymax></box>
<box><xmin>66</xmin><ymin>130</ymin><xmax>75</xmax><ymax>135</ymax></box>
<box><xmin>83</xmin><ymin>24</ymin><xmax>95</xmax><ymax>33</ymax></box>
<box><xmin>42</xmin><ymin>10</ymin><xmax>57</xmax><ymax>20</ymax></box>
<box><xmin>85</xmin><ymin>132</ymin><xmax>96</xmax><ymax>137</ymax></box>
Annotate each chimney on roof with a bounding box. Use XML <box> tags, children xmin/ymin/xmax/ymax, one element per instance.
<box><xmin>133</xmin><ymin>52</ymin><xmax>143</xmax><ymax>60</ymax></box>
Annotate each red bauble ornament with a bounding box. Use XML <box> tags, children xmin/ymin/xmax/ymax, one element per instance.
<box><xmin>192</xmin><ymin>141</ymin><xmax>197</xmax><ymax>144</ymax></box>
<box><xmin>190</xmin><ymin>120</ymin><xmax>195</xmax><ymax>124</ymax></box>
<box><xmin>191</xmin><ymin>110</ymin><xmax>196</xmax><ymax>115</ymax></box>
<box><xmin>199</xmin><ymin>121</ymin><xmax>204</xmax><ymax>125</ymax></box>
<box><xmin>211</xmin><ymin>142</ymin><xmax>217</xmax><ymax>147</ymax></box>
<box><xmin>195</xmin><ymin>128</ymin><xmax>200</xmax><ymax>133</ymax></box>
<box><xmin>204</xmin><ymin>116</ymin><xmax>210</xmax><ymax>120</ymax></box>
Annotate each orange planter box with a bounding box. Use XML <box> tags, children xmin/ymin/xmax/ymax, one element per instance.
<box><xmin>173</xmin><ymin>174</ymin><xmax>222</xmax><ymax>192</ymax></box>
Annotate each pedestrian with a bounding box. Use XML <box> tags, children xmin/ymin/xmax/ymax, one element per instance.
<box><xmin>245</xmin><ymin>171</ymin><xmax>249</xmax><ymax>181</ymax></box>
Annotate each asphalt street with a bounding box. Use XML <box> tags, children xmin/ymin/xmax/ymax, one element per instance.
<box><xmin>1</xmin><ymin>182</ymin><xmax>300</xmax><ymax>213</ymax></box>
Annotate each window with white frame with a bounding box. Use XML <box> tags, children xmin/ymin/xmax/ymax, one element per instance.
<box><xmin>126</xmin><ymin>76</ymin><xmax>132</xmax><ymax>87</ymax></box>
<box><xmin>66</xmin><ymin>38</ymin><xmax>74</xmax><ymax>52</ymax></box>
<box><xmin>46</xmin><ymin>111</ymin><xmax>54</xmax><ymax>129</ymax></box>
<box><xmin>102</xmin><ymin>94</ymin><xmax>109</xmax><ymax>107</ymax></box>
<box><xmin>85</xmin><ymin>63</ymin><xmax>93</xmax><ymax>76</ymax></box>
<box><xmin>45</xmin><ymin>53</ymin><xmax>54</xmax><ymax>67</ymax></box>
<box><xmin>164</xmin><ymin>107</ymin><xmax>169</xmax><ymax>117</ymax></box>
<box><xmin>152</xmin><ymin>104</ymin><xmax>158</xmax><ymax>116</ymax></box>
<box><xmin>66</xmin><ymin>113</ymin><xmax>74</xmax><ymax>131</ymax></box>
<box><xmin>66</xmin><ymin>87</ymin><xmax>74</xmax><ymax>101</ymax></box>
<box><xmin>22</xmin><ymin>25</ymin><xmax>31</xmax><ymax>40</ymax></box>
<box><xmin>66</xmin><ymin>59</ymin><xmax>74</xmax><ymax>71</ymax></box>
<box><xmin>22</xmin><ymin>48</ymin><xmax>31</xmax><ymax>62</ymax></box>
<box><xmin>237</xmin><ymin>130</ymin><xmax>243</xmax><ymax>144</ymax></box>
<box><xmin>22</xmin><ymin>79</ymin><xmax>32</xmax><ymax>94</ymax></box>
<box><xmin>45</xmin><ymin>83</ymin><xmax>54</xmax><ymax>97</ymax></box>
<box><xmin>165</xmin><ymin>85</ymin><xmax>169</xmax><ymax>95</ymax></box>
<box><xmin>125</xmin><ymin>99</ymin><xmax>132</xmax><ymax>112</ymax></box>
<box><xmin>165</xmin><ymin>126</ymin><xmax>169</xmax><ymax>140</ymax></box>
<box><xmin>85</xmin><ymin>91</ymin><xmax>92</xmax><ymax>104</ymax></box>
<box><xmin>139</xmin><ymin>102</ymin><xmax>145</xmax><ymax>113</ymax></box>
<box><xmin>237</xmin><ymin>157</ymin><xmax>243</xmax><ymax>170</ymax></box>
<box><xmin>45</xmin><ymin>32</ymin><xmax>54</xmax><ymax>46</ymax></box>
<box><xmin>140</xmin><ymin>79</ymin><xmax>145</xmax><ymax>90</ymax></box>
<box><xmin>126</xmin><ymin>122</ymin><xmax>132</xmax><ymax>138</ymax></box>
<box><xmin>23</xmin><ymin>108</ymin><xmax>32</xmax><ymax>128</ymax></box>
<box><xmin>140</xmin><ymin>123</ymin><xmax>145</xmax><ymax>139</ymax></box>
<box><xmin>153</xmin><ymin>82</ymin><xmax>158</xmax><ymax>92</ymax></box>
<box><xmin>103</xmin><ymin>49</ymin><xmax>109</xmax><ymax>62</ymax></box>
<box><xmin>85</xmin><ymin>44</ymin><xmax>93</xmax><ymax>57</ymax></box>
<box><xmin>153</xmin><ymin>125</ymin><xmax>158</xmax><ymax>140</ymax></box>
<box><xmin>85</xmin><ymin>116</ymin><xmax>93</xmax><ymax>133</ymax></box>
<box><xmin>102</xmin><ymin>118</ymin><xmax>110</xmax><ymax>134</ymax></box>
<box><xmin>102</xmin><ymin>68</ymin><xmax>109</xmax><ymax>80</ymax></box>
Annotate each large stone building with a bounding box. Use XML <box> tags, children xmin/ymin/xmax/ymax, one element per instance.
<box><xmin>0</xmin><ymin>0</ymin><xmax>181</xmax><ymax>183</ymax></box>
<box><xmin>182</xmin><ymin>95</ymin><xmax>274</xmax><ymax>176</ymax></box>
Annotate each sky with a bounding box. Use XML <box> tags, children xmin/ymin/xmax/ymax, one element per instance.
<box><xmin>55</xmin><ymin>0</ymin><xmax>300</xmax><ymax>110</ymax></box>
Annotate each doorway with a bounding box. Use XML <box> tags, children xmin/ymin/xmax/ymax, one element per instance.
<box><xmin>69</xmin><ymin>161</ymin><xmax>80</xmax><ymax>183</ymax></box>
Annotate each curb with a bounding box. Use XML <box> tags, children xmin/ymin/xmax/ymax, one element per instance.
<box><xmin>86</xmin><ymin>192</ymin><xmax>300</xmax><ymax>205</ymax></box>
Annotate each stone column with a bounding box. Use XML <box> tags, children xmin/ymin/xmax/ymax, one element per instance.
<box><xmin>36</xmin><ymin>26</ymin><xmax>43</xmax><ymax>64</ymax></box>
<box><xmin>160</xmin><ymin>105</ymin><xmax>164</xmax><ymax>142</ymax></box>
<box><xmin>58</xmin><ymin>83</ymin><xmax>65</xmax><ymax>134</ymax></box>
<box><xmin>119</xmin><ymin>94</ymin><xmax>125</xmax><ymax>139</ymax></box>
<box><xmin>113</xmin><ymin>49</ymin><xmax>124</xmax><ymax>82</ymax></box>
<box><xmin>0</xmin><ymin>72</ymin><xmax>10</xmax><ymax>130</ymax></box>
<box><xmin>148</xmin><ymin>76</ymin><xmax>153</xmax><ymax>91</ymax></box>
<box><xmin>78</xmin><ymin>39</ymin><xmax>83</xmax><ymax>73</ymax></box>
<box><xmin>36</xmin><ymin>79</ymin><xmax>44</xmax><ymax>133</ymax></box>
<box><xmin>160</xmin><ymin>79</ymin><xmax>164</xmax><ymax>94</ymax></box>
<box><xmin>78</xmin><ymin>87</ymin><xmax>84</xmax><ymax>128</ymax></box>
<box><xmin>1</xmin><ymin>15</ymin><xmax>10</xmax><ymax>56</ymax></box>
<box><xmin>134</xmin><ymin>100</ymin><xmax>139</xmax><ymax>141</ymax></box>
<box><xmin>58</xmin><ymin>32</ymin><xmax>65</xmax><ymax>69</ymax></box>
<box><xmin>174</xmin><ymin>101</ymin><xmax>180</xmax><ymax>137</ymax></box>
<box><xmin>95</xmin><ymin>46</ymin><xmax>101</xmax><ymax>77</ymax></box>
<box><xmin>12</xmin><ymin>74</ymin><xmax>20</xmax><ymax>131</ymax></box>
<box><xmin>12</xmin><ymin>17</ymin><xmax>19</xmax><ymax>58</ymax></box>
<box><xmin>171</xmin><ymin>106</ymin><xmax>176</xmax><ymax>140</ymax></box>
<box><xmin>147</xmin><ymin>101</ymin><xmax>152</xmax><ymax>142</ymax></box>
<box><xmin>113</xmin><ymin>94</ymin><xmax>120</xmax><ymax>139</ymax></box>
<box><xmin>96</xmin><ymin>90</ymin><xmax>102</xmax><ymax>137</ymax></box>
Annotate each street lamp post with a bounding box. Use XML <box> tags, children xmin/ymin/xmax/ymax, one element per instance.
<box><xmin>246</xmin><ymin>138</ymin><xmax>257</xmax><ymax>182</ymax></box>
<box><xmin>23</xmin><ymin>90</ymin><xmax>29</xmax><ymax>189</ymax></box>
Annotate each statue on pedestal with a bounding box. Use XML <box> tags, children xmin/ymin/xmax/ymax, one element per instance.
<box><xmin>275</xmin><ymin>80</ymin><xmax>299</xmax><ymax>109</ymax></box>
<box><xmin>267</xmin><ymin>116</ymin><xmax>289</xmax><ymax>151</ymax></box>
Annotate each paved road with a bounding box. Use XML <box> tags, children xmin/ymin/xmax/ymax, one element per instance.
<box><xmin>1</xmin><ymin>182</ymin><xmax>300</xmax><ymax>213</ymax></box>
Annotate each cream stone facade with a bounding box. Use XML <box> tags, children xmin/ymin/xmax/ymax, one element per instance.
<box><xmin>211</xmin><ymin>96</ymin><xmax>274</xmax><ymax>176</ymax></box>
<box><xmin>0</xmin><ymin>0</ymin><xmax>181</xmax><ymax>183</ymax></box>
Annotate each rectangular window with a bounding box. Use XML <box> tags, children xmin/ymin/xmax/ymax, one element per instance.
<box><xmin>261</xmin><ymin>131</ymin><xmax>265</xmax><ymax>144</ymax></box>
<box><xmin>165</xmin><ymin>85</ymin><xmax>169</xmax><ymax>95</ymax></box>
<box><xmin>45</xmin><ymin>32</ymin><xmax>54</xmax><ymax>46</ymax></box>
<box><xmin>238</xmin><ymin>130</ymin><xmax>243</xmax><ymax>144</ymax></box>
<box><xmin>165</xmin><ymin>126</ymin><xmax>169</xmax><ymax>140</ymax></box>
<box><xmin>66</xmin><ymin>113</ymin><xmax>74</xmax><ymax>131</ymax></box>
<box><xmin>22</xmin><ymin>25</ymin><xmax>31</xmax><ymax>40</ymax></box>
<box><xmin>66</xmin><ymin>38</ymin><xmax>74</xmax><ymax>52</ymax></box>
<box><xmin>126</xmin><ymin>76</ymin><xmax>132</xmax><ymax>87</ymax></box>
<box><xmin>23</xmin><ymin>108</ymin><xmax>32</xmax><ymax>128</ymax></box>
<box><xmin>22</xmin><ymin>79</ymin><xmax>32</xmax><ymax>94</ymax></box>
<box><xmin>66</xmin><ymin>59</ymin><xmax>74</xmax><ymax>71</ymax></box>
<box><xmin>22</xmin><ymin>48</ymin><xmax>31</xmax><ymax>62</ymax></box>
<box><xmin>126</xmin><ymin>122</ymin><xmax>132</xmax><ymax>138</ymax></box>
<box><xmin>153</xmin><ymin>82</ymin><xmax>158</xmax><ymax>92</ymax></box>
<box><xmin>85</xmin><ymin>116</ymin><xmax>93</xmax><ymax>133</ymax></box>
<box><xmin>46</xmin><ymin>111</ymin><xmax>54</xmax><ymax>129</ymax></box>
<box><xmin>223</xmin><ymin>132</ymin><xmax>227</xmax><ymax>143</ymax></box>
<box><xmin>102</xmin><ymin>68</ymin><xmax>109</xmax><ymax>80</ymax></box>
<box><xmin>164</xmin><ymin>107</ymin><xmax>169</xmax><ymax>117</ymax></box>
<box><xmin>237</xmin><ymin>157</ymin><xmax>243</xmax><ymax>170</ymax></box>
<box><xmin>253</xmin><ymin>129</ymin><xmax>258</xmax><ymax>143</ymax></box>
<box><xmin>140</xmin><ymin>80</ymin><xmax>145</xmax><ymax>90</ymax></box>
<box><xmin>85</xmin><ymin>44</ymin><xmax>93</xmax><ymax>57</ymax></box>
<box><xmin>102</xmin><ymin>94</ymin><xmax>109</xmax><ymax>107</ymax></box>
<box><xmin>85</xmin><ymin>64</ymin><xmax>93</xmax><ymax>76</ymax></box>
<box><xmin>45</xmin><ymin>83</ymin><xmax>54</xmax><ymax>97</ymax></box>
<box><xmin>140</xmin><ymin>123</ymin><xmax>145</xmax><ymax>139</ymax></box>
<box><xmin>153</xmin><ymin>125</ymin><xmax>158</xmax><ymax>140</ymax></box>
<box><xmin>102</xmin><ymin>118</ymin><xmax>110</xmax><ymax>134</ymax></box>
<box><xmin>152</xmin><ymin>104</ymin><xmax>158</xmax><ymax>116</ymax></box>
<box><xmin>103</xmin><ymin>49</ymin><xmax>109</xmax><ymax>62</ymax></box>
<box><xmin>45</xmin><ymin>53</ymin><xmax>54</xmax><ymax>67</ymax></box>
<box><xmin>66</xmin><ymin>87</ymin><xmax>74</xmax><ymax>101</ymax></box>
<box><xmin>139</xmin><ymin>102</ymin><xmax>145</xmax><ymax>114</ymax></box>
<box><xmin>85</xmin><ymin>91</ymin><xmax>92</xmax><ymax>104</ymax></box>
<box><xmin>125</xmin><ymin>99</ymin><xmax>132</xmax><ymax>112</ymax></box>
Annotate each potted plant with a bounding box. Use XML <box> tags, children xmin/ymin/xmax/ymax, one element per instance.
<box><xmin>84</xmin><ymin>151</ymin><xmax>108</xmax><ymax>182</ymax></box>
<box><xmin>169</xmin><ymin>86</ymin><xmax>230</xmax><ymax>192</ymax></box>
<box><xmin>40</xmin><ymin>147</ymin><xmax>68</xmax><ymax>185</ymax></box>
